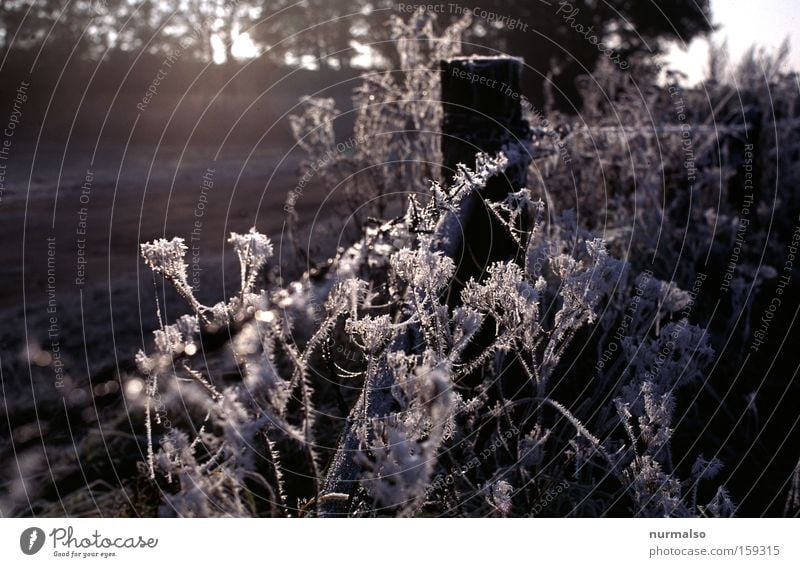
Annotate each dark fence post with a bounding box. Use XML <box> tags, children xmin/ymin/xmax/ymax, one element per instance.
<box><xmin>436</xmin><ymin>56</ymin><xmax>532</xmax><ymax>302</ymax></box>
<box><xmin>440</xmin><ymin>56</ymin><xmax>530</xmax><ymax>191</ymax></box>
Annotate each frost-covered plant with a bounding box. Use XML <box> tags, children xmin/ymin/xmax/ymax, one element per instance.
<box><xmin>357</xmin><ymin>351</ymin><xmax>456</xmax><ymax>515</ymax></box>
<box><xmin>130</xmin><ymin>13</ymin><xmax>800</xmax><ymax>518</ymax></box>
<box><xmin>137</xmin><ymin>145</ymin><xmax>735</xmax><ymax>517</ymax></box>
<box><xmin>140</xmin><ymin>238</ymin><xmax>205</xmax><ymax>316</ymax></box>
<box><xmin>137</xmin><ymin>229</ymin><xmax>311</xmax><ymax>516</ymax></box>
<box><xmin>229</xmin><ymin>228</ymin><xmax>274</xmax><ymax>295</ymax></box>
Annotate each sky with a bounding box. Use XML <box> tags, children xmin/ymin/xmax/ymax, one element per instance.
<box><xmin>666</xmin><ymin>0</ymin><xmax>800</xmax><ymax>83</ymax></box>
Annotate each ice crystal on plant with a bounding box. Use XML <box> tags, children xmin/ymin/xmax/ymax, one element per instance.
<box><xmin>461</xmin><ymin>261</ymin><xmax>541</xmax><ymax>339</ymax></box>
<box><xmin>692</xmin><ymin>455</ymin><xmax>724</xmax><ymax>481</ymax></box>
<box><xmin>360</xmin><ymin>353</ymin><xmax>455</xmax><ymax>513</ymax></box>
<box><xmin>488</xmin><ymin>480</ymin><xmax>514</xmax><ymax>516</ymax></box>
<box><xmin>704</xmin><ymin>486</ymin><xmax>737</xmax><ymax>518</ymax></box>
<box><xmin>346</xmin><ymin>314</ymin><xmax>394</xmax><ymax>354</ymax></box>
<box><xmin>391</xmin><ymin>247</ymin><xmax>455</xmax><ymax>294</ymax></box>
<box><xmin>229</xmin><ymin>228</ymin><xmax>274</xmax><ymax>294</ymax></box>
<box><xmin>140</xmin><ymin>237</ymin><xmax>204</xmax><ymax>315</ymax></box>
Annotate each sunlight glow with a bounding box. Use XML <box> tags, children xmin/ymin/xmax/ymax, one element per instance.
<box><xmin>232</xmin><ymin>32</ymin><xmax>258</xmax><ymax>60</ymax></box>
<box><xmin>211</xmin><ymin>34</ymin><xmax>226</xmax><ymax>64</ymax></box>
<box><xmin>665</xmin><ymin>0</ymin><xmax>799</xmax><ymax>85</ymax></box>
<box><xmin>351</xmin><ymin>40</ymin><xmax>376</xmax><ymax>69</ymax></box>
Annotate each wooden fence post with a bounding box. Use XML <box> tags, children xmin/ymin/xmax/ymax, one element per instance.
<box><xmin>440</xmin><ymin>56</ymin><xmax>530</xmax><ymax>190</ymax></box>
<box><xmin>437</xmin><ymin>56</ymin><xmax>532</xmax><ymax>302</ymax></box>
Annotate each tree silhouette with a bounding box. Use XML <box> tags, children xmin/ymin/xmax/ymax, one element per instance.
<box><xmin>251</xmin><ymin>0</ymin><xmax>378</xmax><ymax>70</ymax></box>
<box><xmin>1</xmin><ymin>0</ymin><xmax>713</xmax><ymax>87</ymax></box>
<box><xmin>397</xmin><ymin>0</ymin><xmax>713</xmax><ymax>105</ymax></box>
